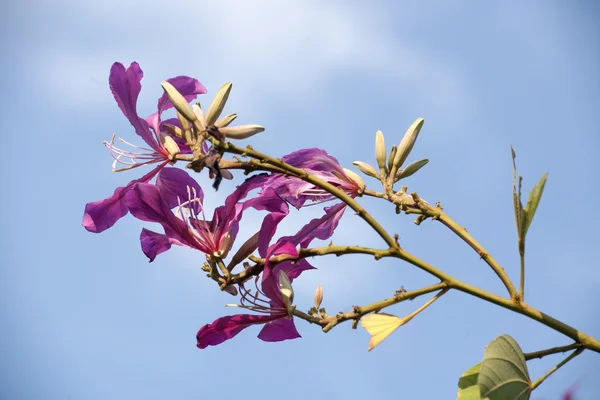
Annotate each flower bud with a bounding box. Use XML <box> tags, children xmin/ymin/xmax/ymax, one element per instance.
<box><xmin>206</xmin><ymin>82</ymin><xmax>232</xmax><ymax>126</ymax></box>
<box><xmin>352</xmin><ymin>161</ymin><xmax>379</xmax><ymax>178</ymax></box>
<box><xmin>343</xmin><ymin>168</ymin><xmax>366</xmax><ymax>194</ymax></box>
<box><xmin>161</xmin><ymin>81</ymin><xmax>197</xmax><ymax>122</ymax></box>
<box><xmin>314</xmin><ymin>284</ymin><xmax>323</xmax><ymax>309</ymax></box>
<box><xmin>392</xmin><ymin>118</ymin><xmax>424</xmax><ymax>171</ymax></box>
<box><xmin>219</xmin><ymin>124</ymin><xmax>265</xmax><ymax>140</ymax></box>
<box><xmin>192</xmin><ymin>104</ymin><xmax>207</xmax><ymax>131</ymax></box>
<box><xmin>162</xmin><ymin>123</ymin><xmax>184</xmax><ymax>139</ymax></box>
<box><xmin>215</xmin><ymin>113</ymin><xmax>238</xmax><ymax>128</ymax></box>
<box><xmin>375</xmin><ymin>130</ymin><xmax>386</xmax><ymax>171</ymax></box>
<box><xmin>223</xmin><ymin>285</ymin><xmax>238</xmax><ymax>296</ymax></box>
<box><xmin>395</xmin><ymin>158</ymin><xmax>429</xmax><ymax>181</ymax></box>
<box><xmin>387</xmin><ymin>145</ymin><xmax>397</xmax><ymax>172</ymax></box>
<box><xmin>159</xmin><ymin>133</ymin><xmax>180</xmax><ymax>160</ymax></box>
<box><xmin>278</xmin><ymin>270</ymin><xmax>296</xmax><ymax>316</ymax></box>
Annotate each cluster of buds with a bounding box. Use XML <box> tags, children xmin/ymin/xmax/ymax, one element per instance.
<box><xmin>352</xmin><ymin>118</ymin><xmax>428</xmax><ymax>189</ymax></box>
<box><xmin>161</xmin><ymin>81</ymin><xmax>265</xmax><ymax>189</ymax></box>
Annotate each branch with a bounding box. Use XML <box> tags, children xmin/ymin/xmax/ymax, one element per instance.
<box><xmin>530</xmin><ymin>348</ymin><xmax>584</xmax><ymax>391</ymax></box>
<box><xmin>524</xmin><ymin>343</ymin><xmax>582</xmax><ymax>361</ymax></box>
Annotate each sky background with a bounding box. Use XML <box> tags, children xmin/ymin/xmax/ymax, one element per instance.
<box><xmin>1</xmin><ymin>1</ymin><xmax>599</xmax><ymax>399</ymax></box>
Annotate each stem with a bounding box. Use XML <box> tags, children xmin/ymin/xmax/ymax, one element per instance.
<box><xmin>322</xmin><ymin>283</ymin><xmax>447</xmax><ymax>332</ymax></box>
<box><xmin>530</xmin><ymin>348</ymin><xmax>584</xmax><ymax>391</ymax></box>
<box><xmin>410</xmin><ymin>194</ymin><xmax>519</xmax><ymax>299</ymax></box>
<box><xmin>524</xmin><ymin>343</ymin><xmax>582</xmax><ymax>361</ymax></box>
<box><xmin>519</xmin><ymin>239</ymin><xmax>525</xmax><ymax>301</ymax></box>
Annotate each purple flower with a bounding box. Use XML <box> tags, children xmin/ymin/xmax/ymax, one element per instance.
<box><xmin>196</xmin><ymin>240</ymin><xmax>314</xmax><ymax>349</ymax></box>
<box><xmin>82</xmin><ymin>62</ymin><xmax>206</xmax><ymax>233</ymax></box>
<box><xmin>266</xmin><ymin>148</ymin><xmax>364</xmax><ymax>208</ymax></box>
<box><xmin>261</xmin><ymin>148</ymin><xmax>363</xmax><ymax>246</ymax></box>
<box><xmin>124</xmin><ymin>173</ymin><xmax>289</xmax><ymax>262</ymax></box>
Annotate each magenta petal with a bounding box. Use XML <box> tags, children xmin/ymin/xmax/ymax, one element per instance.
<box><xmin>156</xmin><ymin>76</ymin><xmax>207</xmax><ymax>116</ymax></box>
<box><xmin>283</xmin><ymin>202</ymin><xmax>346</xmax><ymax>248</ymax></box>
<box><xmin>82</xmin><ymin>163</ymin><xmax>164</xmax><ymax>233</ymax></box>
<box><xmin>140</xmin><ymin>228</ymin><xmax>173</xmax><ymax>262</ymax></box>
<box><xmin>109</xmin><ymin>62</ymin><xmax>159</xmax><ymax>151</ymax></box>
<box><xmin>82</xmin><ymin>186</ymin><xmax>129</xmax><ymax>233</ymax></box>
<box><xmin>257</xmin><ymin>317</ymin><xmax>301</xmax><ymax>342</ymax></box>
<box><xmin>124</xmin><ymin>183</ymin><xmax>196</xmax><ymax>246</ymax></box>
<box><xmin>282</xmin><ymin>148</ymin><xmax>345</xmax><ymax>175</ymax></box>
<box><xmin>156</xmin><ymin>167</ymin><xmax>203</xmax><ymax>211</ymax></box>
<box><xmin>196</xmin><ymin>313</ymin><xmax>279</xmax><ymax>349</ymax></box>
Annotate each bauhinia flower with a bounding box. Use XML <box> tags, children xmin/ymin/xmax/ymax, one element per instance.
<box><xmin>261</xmin><ymin>148</ymin><xmax>364</xmax><ymax>246</ymax></box>
<box><xmin>82</xmin><ymin>61</ymin><xmax>206</xmax><ymax>233</ymax></box>
<box><xmin>124</xmin><ymin>173</ymin><xmax>289</xmax><ymax>262</ymax></box>
<box><xmin>196</xmin><ymin>240</ymin><xmax>314</xmax><ymax>349</ymax></box>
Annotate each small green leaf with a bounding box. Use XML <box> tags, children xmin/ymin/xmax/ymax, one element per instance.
<box><xmin>396</xmin><ymin>158</ymin><xmax>429</xmax><ymax>181</ymax></box>
<box><xmin>511</xmin><ymin>147</ymin><xmax>523</xmax><ymax>237</ymax></box>
<box><xmin>478</xmin><ymin>335</ymin><xmax>531</xmax><ymax>400</ymax></box>
<box><xmin>457</xmin><ymin>362</ymin><xmax>489</xmax><ymax>400</ymax></box>
<box><xmin>521</xmin><ymin>173</ymin><xmax>548</xmax><ymax>236</ymax></box>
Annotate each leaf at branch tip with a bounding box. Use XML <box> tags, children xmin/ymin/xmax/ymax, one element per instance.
<box><xmin>478</xmin><ymin>334</ymin><xmax>531</xmax><ymax>400</ymax></box>
<box><xmin>521</xmin><ymin>172</ymin><xmax>548</xmax><ymax>237</ymax></box>
<box><xmin>511</xmin><ymin>147</ymin><xmax>523</xmax><ymax>238</ymax></box>
<box><xmin>457</xmin><ymin>363</ymin><xmax>488</xmax><ymax>400</ymax></box>
<box><xmin>352</xmin><ymin>161</ymin><xmax>380</xmax><ymax>179</ymax></box>
<box><xmin>396</xmin><ymin>159</ymin><xmax>429</xmax><ymax>181</ymax></box>
<box><xmin>360</xmin><ymin>313</ymin><xmax>404</xmax><ymax>351</ymax></box>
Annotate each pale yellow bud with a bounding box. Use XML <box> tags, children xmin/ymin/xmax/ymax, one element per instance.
<box><xmin>161</xmin><ymin>81</ymin><xmax>197</xmax><ymax>122</ymax></box>
<box><xmin>206</xmin><ymin>82</ymin><xmax>232</xmax><ymax>126</ymax></box>
<box><xmin>352</xmin><ymin>161</ymin><xmax>380</xmax><ymax>179</ymax></box>
<box><xmin>219</xmin><ymin>124</ymin><xmax>265</xmax><ymax>140</ymax></box>
<box><xmin>160</xmin><ymin>134</ymin><xmax>180</xmax><ymax>160</ymax></box>
<box><xmin>392</xmin><ymin>118</ymin><xmax>424</xmax><ymax>171</ymax></box>
<box><xmin>375</xmin><ymin>130</ymin><xmax>386</xmax><ymax>171</ymax></box>
<box><xmin>215</xmin><ymin>113</ymin><xmax>238</xmax><ymax>128</ymax></box>
<box><xmin>192</xmin><ymin>104</ymin><xmax>207</xmax><ymax>131</ymax></box>
<box><xmin>395</xmin><ymin>158</ymin><xmax>429</xmax><ymax>181</ymax></box>
<box><xmin>278</xmin><ymin>270</ymin><xmax>296</xmax><ymax>316</ymax></box>
<box><xmin>314</xmin><ymin>284</ymin><xmax>323</xmax><ymax>309</ymax></box>
<box><xmin>387</xmin><ymin>145</ymin><xmax>397</xmax><ymax>172</ymax></box>
<box><xmin>343</xmin><ymin>168</ymin><xmax>366</xmax><ymax>194</ymax></box>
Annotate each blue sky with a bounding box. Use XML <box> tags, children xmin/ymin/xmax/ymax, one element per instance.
<box><xmin>2</xmin><ymin>1</ymin><xmax>599</xmax><ymax>399</ymax></box>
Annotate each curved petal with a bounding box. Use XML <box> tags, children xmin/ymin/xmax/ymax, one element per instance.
<box><xmin>124</xmin><ymin>183</ymin><xmax>197</xmax><ymax>247</ymax></box>
<box><xmin>156</xmin><ymin>167</ymin><xmax>204</xmax><ymax>211</ymax></box>
<box><xmin>257</xmin><ymin>317</ymin><xmax>301</xmax><ymax>342</ymax></box>
<box><xmin>196</xmin><ymin>313</ymin><xmax>280</xmax><ymax>349</ymax></box>
<box><xmin>139</xmin><ymin>228</ymin><xmax>173</xmax><ymax>262</ymax></box>
<box><xmin>82</xmin><ymin>163</ymin><xmax>164</xmax><ymax>233</ymax></box>
<box><xmin>109</xmin><ymin>62</ymin><xmax>160</xmax><ymax>151</ymax></box>
<box><xmin>281</xmin><ymin>202</ymin><xmax>346</xmax><ymax>248</ymax></box>
<box><xmin>282</xmin><ymin>148</ymin><xmax>346</xmax><ymax>175</ymax></box>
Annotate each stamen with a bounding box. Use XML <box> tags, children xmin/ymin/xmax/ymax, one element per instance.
<box><xmin>104</xmin><ymin>134</ymin><xmax>164</xmax><ymax>172</ymax></box>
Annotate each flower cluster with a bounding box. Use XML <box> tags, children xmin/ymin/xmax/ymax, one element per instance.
<box><xmin>82</xmin><ymin>61</ymin><xmax>373</xmax><ymax>347</ymax></box>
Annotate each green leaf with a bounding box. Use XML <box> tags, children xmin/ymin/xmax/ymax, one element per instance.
<box><xmin>521</xmin><ymin>172</ymin><xmax>548</xmax><ymax>236</ymax></box>
<box><xmin>511</xmin><ymin>147</ymin><xmax>523</xmax><ymax>238</ymax></box>
<box><xmin>396</xmin><ymin>158</ymin><xmax>429</xmax><ymax>181</ymax></box>
<box><xmin>457</xmin><ymin>362</ymin><xmax>489</xmax><ymax>400</ymax></box>
<box><xmin>478</xmin><ymin>335</ymin><xmax>531</xmax><ymax>400</ymax></box>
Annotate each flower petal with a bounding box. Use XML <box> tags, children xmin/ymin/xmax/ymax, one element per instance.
<box><xmin>156</xmin><ymin>167</ymin><xmax>203</xmax><ymax>211</ymax></box>
<box><xmin>109</xmin><ymin>62</ymin><xmax>160</xmax><ymax>151</ymax></box>
<box><xmin>140</xmin><ymin>228</ymin><xmax>174</xmax><ymax>262</ymax></box>
<box><xmin>257</xmin><ymin>317</ymin><xmax>301</xmax><ymax>342</ymax></box>
<box><xmin>196</xmin><ymin>313</ymin><xmax>280</xmax><ymax>349</ymax></box>
<box><xmin>282</xmin><ymin>202</ymin><xmax>346</xmax><ymax>248</ymax></box>
<box><xmin>124</xmin><ymin>182</ymin><xmax>197</xmax><ymax>248</ymax></box>
<box><xmin>82</xmin><ymin>163</ymin><xmax>165</xmax><ymax>233</ymax></box>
